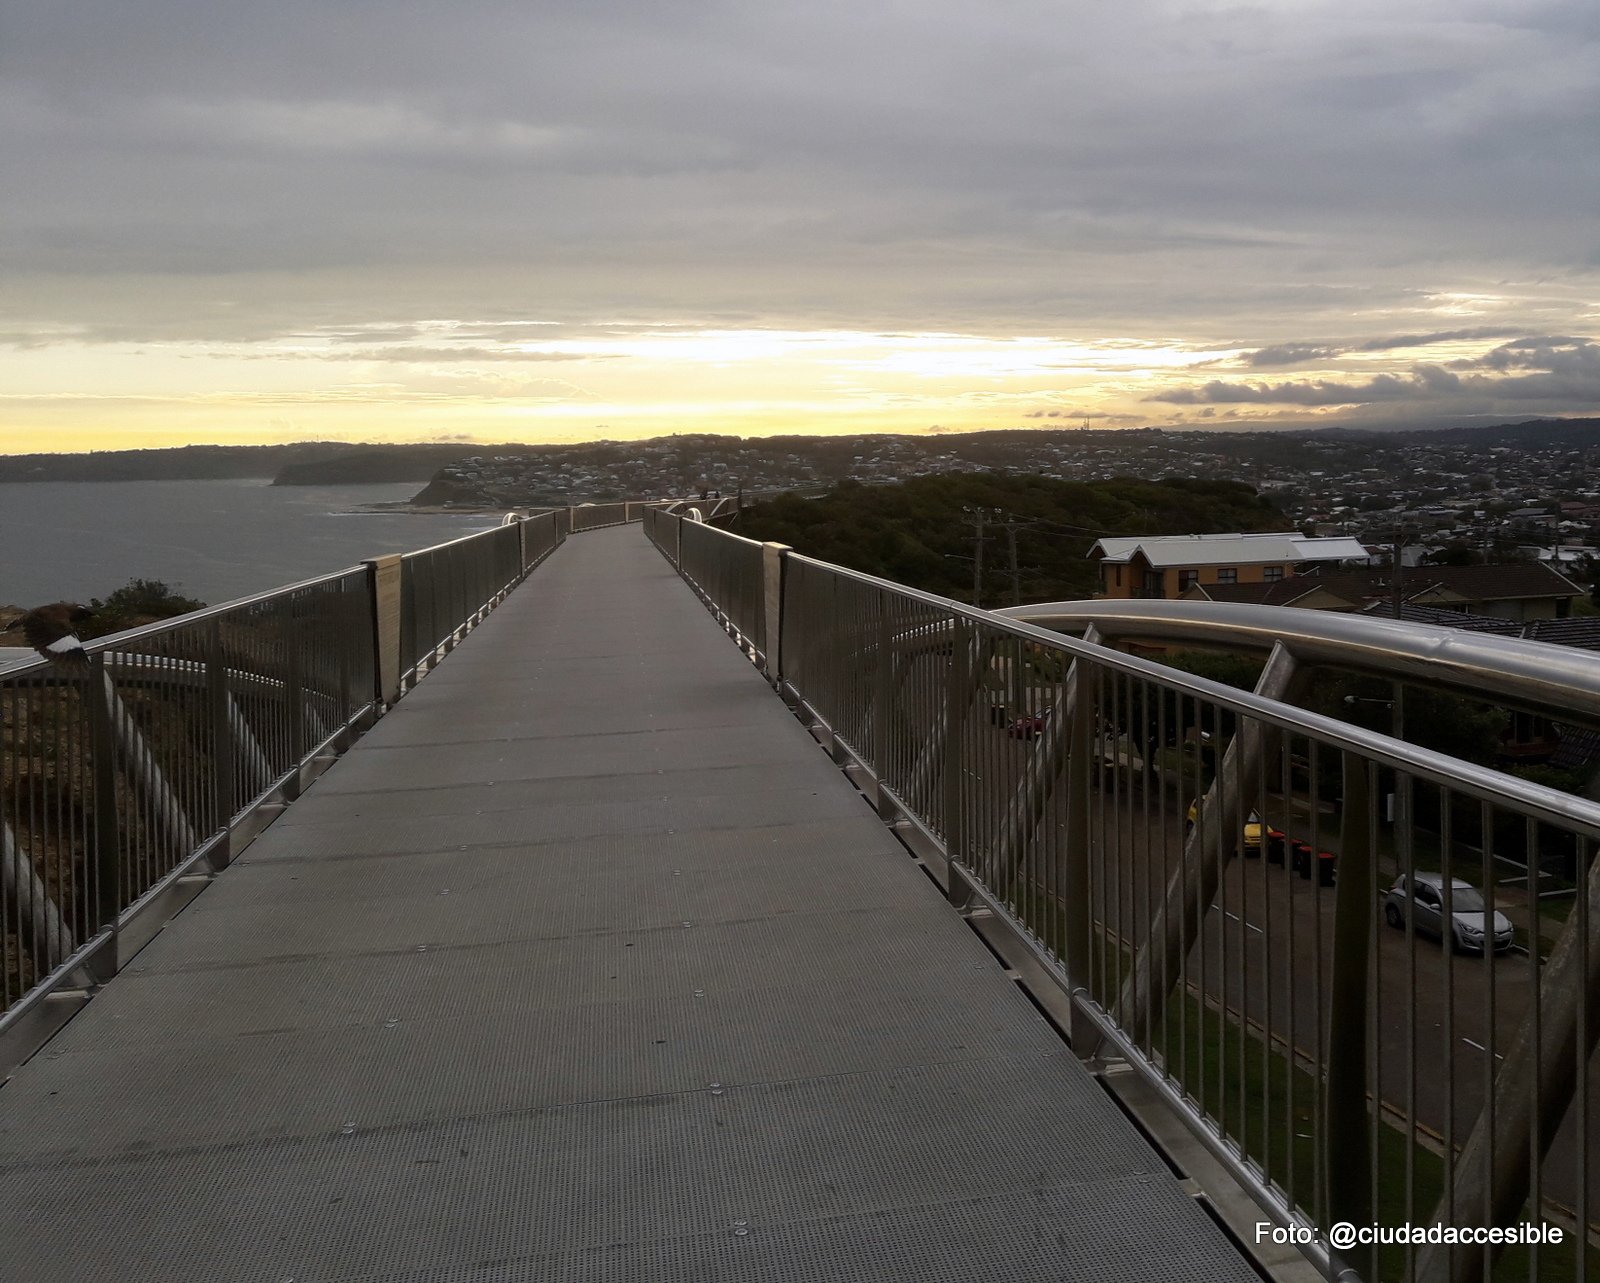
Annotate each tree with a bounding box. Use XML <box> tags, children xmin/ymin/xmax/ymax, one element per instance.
<box><xmin>83</xmin><ymin>580</ymin><xmax>205</xmax><ymax>638</ymax></box>
<box><xmin>738</xmin><ymin>473</ymin><xmax>1283</xmax><ymax>606</ymax></box>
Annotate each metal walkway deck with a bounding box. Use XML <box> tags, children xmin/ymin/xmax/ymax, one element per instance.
<box><xmin>0</xmin><ymin>526</ymin><xmax>1257</xmax><ymax>1282</ymax></box>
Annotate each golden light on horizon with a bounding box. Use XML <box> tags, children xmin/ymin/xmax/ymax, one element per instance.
<box><xmin>0</xmin><ymin>325</ymin><xmax>1182</xmax><ymax>453</ymax></box>
<box><xmin>4</xmin><ymin>307</ymin><xmax>1595</xmax><ymax>454</ymax></box>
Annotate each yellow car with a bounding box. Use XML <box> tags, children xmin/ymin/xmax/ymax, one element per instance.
<box><xmin>1185</xmin><ymin>802</ymin><xmax>1286</xmax><ymax>858</ymax></box>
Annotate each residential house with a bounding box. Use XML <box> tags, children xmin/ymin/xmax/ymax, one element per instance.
<box><xmin>1183</xmin><ymin>562</ymin><xmax>1584</xmax><ymax>623</ymax></box>
<box><xmin>1088</xmin><ymin>531</ymin><xmax>1370</xmax><ymax>600</ymax></box>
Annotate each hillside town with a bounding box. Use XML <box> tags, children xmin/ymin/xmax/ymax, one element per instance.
<box><xmin>414</xmin><ymin>420</ymin><xmax>1600</xmax><ymax>580</ymax></box>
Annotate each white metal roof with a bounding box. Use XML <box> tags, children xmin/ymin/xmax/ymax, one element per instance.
<box><xmin>1090</xmin><ymin>532</ymin><xmax>1370</xmax><ymax>568</ymax></box>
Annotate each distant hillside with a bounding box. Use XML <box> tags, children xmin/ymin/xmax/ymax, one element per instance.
<box><xmin>0</xmin><ymin>443</ymin><xmax>354</xmax><ymax>483</ymax></box>
<box><xmin>271</xmin><ymin>445</ymin><xmax>497</xmax><ymax>485</ymax></box>
<box><xmin>736</xmin><ymin>473</ymin><xmax>1285</xmax><ymax>605</ymax></box>
<box><xmin>5</xmin><ymin>415</ymin><xmax>1593</xmax><ymax>490</ymax></box>
<box><xmin>1424</xmin><ymin>417</ymin><xmax>1600</xmax><ymax>449</ymax></box>
<box><xmin>0</xmin><ymin>441</ymin><xmax>524</xmax><ymax>485</ymax></box>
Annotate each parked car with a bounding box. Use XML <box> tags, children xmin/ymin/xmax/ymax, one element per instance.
<box><xmin>1008</xmin><ymin>706</ymin><xmax>1052</xmax><ymax>739</ymax></box>
<box><xmin>1184</xmin><ymin>802</ymin><xmax>1285</xmax><ymax>859</ymax></box>
<box><xmin>1383</xmin><ymin>873</ymin><xmax>1514</xmax><ymax>954</ymax></box>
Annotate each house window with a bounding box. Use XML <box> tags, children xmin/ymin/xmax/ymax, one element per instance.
<box><xmin>1143</xmin><ymin>570</ymin><xmax>1164</xmax><ymax>596</ymax></box>
<box><xmin>1217</xmin><ymin>568</ymin><xmax>1238</xmax><ymax>585</ymax></box>
<box><xmin>1178</xmin><ymin>569</ymin><xmax>1198</xmax><ymax>592</ymax></box>
<box><xmin>1263</xmin><ymin>566</ymin><xmax>1284</xmax><ymax>582</ymax></box>
<box><xmin>1114</xmin><ymin>566</ymin><xmax>1122</xmax><ymax>588</ymax></box>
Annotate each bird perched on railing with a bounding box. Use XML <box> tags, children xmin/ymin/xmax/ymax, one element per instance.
<box><xmin>1</xmin><ymin>603</ymin><xmax>94</xmax><ymax>667</ymax></box>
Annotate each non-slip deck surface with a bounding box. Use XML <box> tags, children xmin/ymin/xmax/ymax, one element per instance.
<box><xmin>0</xmin><ymin>525</ymin><xmax>1256</xmax><ymax>1282</ymax></box>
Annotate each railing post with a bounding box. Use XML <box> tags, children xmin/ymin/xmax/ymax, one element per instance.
<box><xmin>872</xmin><ymin>596</ymin><xmax>893</xmax><ymax>797</ymax></box>
<box><xmin>93</xmin><ymin>667</ymin><xmax>198</xmax><ymax>862</ymax></box>
<box><xmin>283</xmin><ymin>609</ymin><xmax>305</xmax><ymax>795</ymax></box>
<box><xmin>993</xmin><ymin>624</ymin><xmax>1102</xmax><ymax>896</ymax></box>
<box><xmin>943</xmin><ymin>618</ymin><xmax>973</xmax><ymax>899</ymax></box>
<box><xmin>1325</xmin><ymin>750</ymin><xmax>1375</xmax><ymax>1263</ymax></box>
<box><xmin>1418</xmin><ymin>840</ymin><xmax>1600</xmax><ymax>1283</ymax></box>
<box><xmin>762</xmin><ymin>542</ymin><xmax>790</xmax><ymax>683</ymax></box>
<box><xmin>1115</xmin><ymin>641</ymin><xmax>1303</xmax><ymax>1038</ymax></box>
<box><xmin>87</xmin><ymin>657</ymin><xmax>122</xmax><ymax>977</ymax></box>
<box><xmin>1</xmin><ymin>817</ymin><xmax>74</xmax><ymax>973</ymax></box>
<box><xmin>206</xmin><ymin>618</ymin><xmax>235</xmax><ymax>867</ymax></box>
<box><xmin>1063</xmin><ymin>651</ymin><xmax>1098</xmax><ymax>1053</ymax></box>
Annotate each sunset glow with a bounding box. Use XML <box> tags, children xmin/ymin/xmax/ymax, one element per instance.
<box><xmin>4</xmin><ymin>1</ymin><xmax>1598</xmax><ymax>453</ymax></box>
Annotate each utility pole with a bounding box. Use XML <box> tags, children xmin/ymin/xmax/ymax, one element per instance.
<box><xmin>1388</xmin><ymin>523</ymin><xmax>1412</xmax><ymax>619</ymax></box>
<box><xmin>1005</xmin><ymin>519</ymin><xmax>1022</xmax><ymax>607</ymax></box>
<box><xmin>995</xmin><ymin>514</ymin><xmax>1040</xmax><ymax>607</ymax></box>
<box><xmin>1391</xmin><ymin>533</ymin><xmax>1404</xmax><ymax>619</ymax></box>
<box><xmin>962</xmin><ymin>506</ymin><xmax>989</xmax><ymax>607</ymax></box>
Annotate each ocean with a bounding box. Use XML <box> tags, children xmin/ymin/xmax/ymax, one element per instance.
<box><xmin>0</xmin><ymin>479</ymin><xmax>506</xmax><ymax>608</ymax></box>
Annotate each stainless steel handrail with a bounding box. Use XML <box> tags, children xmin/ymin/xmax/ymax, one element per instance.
<box><xmin>999</xmin><ymin>598</ymin><xmax>1600</xmax><ymax>724</ymax></box>
<box><xmin>775</xmin><ymin>553</ymin><xmax>1600</xmax><ymax>829</ymax></box>
<box><xmin>0</xmin><ymin>510</ymin><xmax>571</xmax><ymax>1066</ymax></box>
<box><xmin>0</xmin><ymin>565</ymin><xmax>369</xmax><ymax>682</ymax></box>
<box><xmin>646</xmin><ymin>514</ymin><xmax>1600</xmax><ymax>1283</ymax></box>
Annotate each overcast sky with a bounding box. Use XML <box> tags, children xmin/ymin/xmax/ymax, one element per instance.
<box><xmin>3</xmin><ymin>0</ymin><xmax>1598</xmax><ymax>450</ymax></box>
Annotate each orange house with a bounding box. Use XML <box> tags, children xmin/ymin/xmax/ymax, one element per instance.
<box><xmin>1089</xmin><ymin>532</ymin><xmax>1371</xmax><ymax>600</ymax></box>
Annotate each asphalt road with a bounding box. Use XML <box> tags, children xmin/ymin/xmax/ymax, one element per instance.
<box><xmin>1077</xmin><ymin>780</ymin><xmax>1598</xmax><ymax>1231</ymax></box>
<box><xmin>875</xmin><ymin>652</ymin><xmax>1596</xmax><ymax>1232</ymax></box>
<box><xmin>945</xmin><ymin>707</ymin><xmax>1597</xmax><ymax>1233</ymax></box>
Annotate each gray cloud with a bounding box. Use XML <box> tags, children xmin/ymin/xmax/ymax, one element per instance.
<box><xmin>1150</xmin><ymin>337</ymin><xmax>1600</xmax><ymax>408</ymax></box>
<box><xmin>251</xmin><ymin>346</ymin><xmax>624</xmax><ymax>363</ymax></box>
<box><xmin>1022</xmin><ymin>409</ymin><xmax>1106</xmax><ymax>421</ymax></box>
<box><xmin>1151</xmin><ymin>368</ymin><xmax>1461</xmax><ymax>407</ymax></box>
<box><xmin>1240</xmin><ymin>327</ymin><xmax>1533</xmax><ymax>367</ymax></box>
<box><xmin>1351</xmin><ymin>326</ymin><xmax>1531</xmax><ymax>353</ymax></box>
<box><xmin>1242</xmin><ymin>343</ymin><xmax>1344</xmax><ymax>368</ymax></box>
<box><xmin>1454</xmin><ymin>335</ymin><xmax>1598</xmax><ymax>371</ymax></box>
<box><xmin>1</xmin><ymin>0</ymin><xmax>1597</xmax><ymax>398</ymax></box>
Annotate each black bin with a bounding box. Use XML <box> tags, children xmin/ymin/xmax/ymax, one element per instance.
<box><xmin>1291</xmin><ymin>841</ymin><xmax>1314</xmax><ymax>879</ymax></box>
<box><xmin>1293</xmin><ymin>842</ymin><xmax>1336</xmax><ymax>885</ymax></box>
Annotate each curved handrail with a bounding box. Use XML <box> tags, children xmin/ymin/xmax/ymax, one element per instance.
<box><xmin>653</xmin><ymin>529</ymin><xmax>1600</xmax><ymax>1275</ymax></box>
<box><xmin>995</xmin><ymin>598</ymin><xmax>1600</xmax><ymax>724</ymax></box>
<box><xmin>776</xmin><ymin>554</ymin><xmax>1600</xmax><ymax>831</ymax></box>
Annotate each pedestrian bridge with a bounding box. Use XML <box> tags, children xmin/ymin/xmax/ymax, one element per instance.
<box><xmin>1</xmin><ymin>507</ymin><xmax>1594</xmax><ymax>1283</ymax></box>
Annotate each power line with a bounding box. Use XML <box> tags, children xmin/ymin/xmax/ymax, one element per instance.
<box><xmin>995</xmin><ymin>514</ymin><xmax>1046</xmax><ymax>607</ymax></box>
<box><xmin>961</xmin><ymin>506</ymin><xmax>1001</xmax><ymax>606</ymax></box>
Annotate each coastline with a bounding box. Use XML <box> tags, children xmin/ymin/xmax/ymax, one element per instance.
<box><xmin>355</xmin><ymin>501</ymin><xmax>512</xmax><ymax>515</ymax></box>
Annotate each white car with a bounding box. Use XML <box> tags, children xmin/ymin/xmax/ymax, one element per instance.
<box><xmin>1383</xmin><ymin>873</ymin><xmax>1514</xmax><ymax>954</ymax></box>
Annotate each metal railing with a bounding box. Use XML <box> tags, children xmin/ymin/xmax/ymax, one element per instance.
<box><xmin>397</xmin><ymin>510</ymin><xmax>566</xmax><ymax>686</ymax></box>
<box><xmin>0</xmin><ymin>510</ymin><xmax>573</xmax><ymax>1065</ymax></box>
<box><xmin>645</xmin><ymin>507</ymin><xmax>768</xmax><ymax>665</ymax></box>
<box><xmin>643</xmin><ymin>510</ymin><xmax>1598</xmax><ymax>1283</ymax></box>
<box><xmin>568</xmin><ymin>501</ymin><xmax>665</xmax><ymax>532</ymax></box>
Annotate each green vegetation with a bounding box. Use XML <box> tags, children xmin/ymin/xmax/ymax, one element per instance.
<box><xmin>273</xmin><ymin>444</ymin><xmax>523</xmax><ymax>485</ymax></box>
<box><xmin>1157</xmin><ymin>648</ymin><xmax>1266</xmax><ymax>692</ymax></box>
<box><xmin>737</xmin><ymin>473</ymin><xmax>1283</xmax><ymax>605</ymax></box>
<box><xmin>1014</xmin><ymin>876</ymin><xmax>1583</xmax><ymax>1281</ymax></box>
<box><xmin>83</xmin><ymin>580</ymin><xmax>206</xmax><ymax>637</ymax></box>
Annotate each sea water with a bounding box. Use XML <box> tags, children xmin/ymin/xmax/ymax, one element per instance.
<box><xmin>0</xmin><ymin>479</ymin><xmax>504</xmax><ymax>607</ymax></box>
